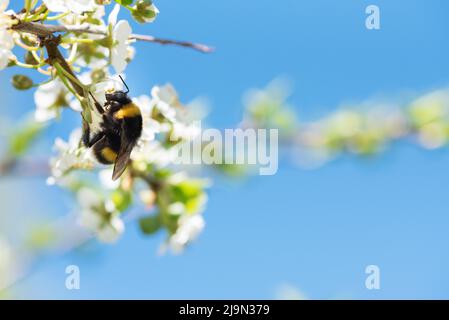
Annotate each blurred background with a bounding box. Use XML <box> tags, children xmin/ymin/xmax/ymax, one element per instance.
<box><xmin>2</xmin><ymin>0</ymin><xmax>449</xmax><ymax>299</ymax></box>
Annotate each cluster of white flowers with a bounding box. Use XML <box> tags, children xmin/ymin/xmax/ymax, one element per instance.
<box><xmin>34</xmin><ymin>78</ymin><xmax>75</xmax><ymax>122</ymax></box>
<box><xmin>46</xmin><ymin>82</ymin><xmax>207</xmax><ymax>250</ymax></box>
<box><xmin>47</xmin><ymin>128</ymin><xmax>94</xmax><ymax>185</ymax></box>
<box><xmin>77</xmin><ymin>187</ymin><xmax>124</xmax><ymax>243</ymax></box>
<box><xmin>108</xmin><ymin>4</ymin><xmax>133</xmax><ymax>74</ymax></box>
<box><xmin>132</xmin><ymin>84</ymin><xmax>202</xmax><ymax>167</ymax></box>
<box><xmin>0</xmin><ymin>0</ymin><xmax>15</xmax><ymax>70</ymax></box>
<box><xmin>3</xmin><ymin>0</ymin><xmax>206</xmax><ymax>253</ymax></box>
<box><xmin>161</xmin><ymin>214</ymin><xmax>205</xmax><ymax>254</ymax></box>
<box><xmin>158</xmin><ymin>172</ymin><xmax>208</xmax><ymax>254</ymax></box>
<box><xmin>30</xmin><ymin>1</ymin><xmax>158</xmax><ymax>121</ymax></box>
<box><xmin>42</xmin><ymin>0</ymin><xmax>96</xmax><ymax>14</ymax></box>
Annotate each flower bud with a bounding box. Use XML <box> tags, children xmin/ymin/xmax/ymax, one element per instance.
<box><xmin>11</xmin><ymin>75</ymin><xmax>33</xmax><ymax>90</ymax></box>
<box><xmin>24</xmin><ymin>51</ymin><xmax>39</xmax><ymax>65</ymax></box>
<box><xmin>91</xmin><ymin>69</ymin><xmax>107</xmax><ymax>83</ymax></box>
<box><xmin>131</xmin><ymin>0</ymin><xmax>159</xmax><ymax>23</ymax></box>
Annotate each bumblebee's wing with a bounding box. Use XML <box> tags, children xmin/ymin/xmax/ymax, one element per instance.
<box><xmin>112</xmin><ymin>134</ymin><xmax>135</xmax><ymax>181</ymax></box>
<box><xmin>112</xmin><ymin>143</ymin><xmax>133</xmax><ymax>181</ymax></box>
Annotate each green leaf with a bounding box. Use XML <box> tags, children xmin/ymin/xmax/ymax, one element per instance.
<box><xmin>8</xmin><ymin>121</ymin><xmax>45</xmax><ymax>157</ymax></box>
<box><xmin>26</xmin><ymin>224</ymin><xmax>57</xmax><ymax>250</ymax></box>
<box><xmin>111</xmin><ymin>189</ymin><xmax>132</xmax><ymax>212</ymax></box>
<box><xmin>171</xmin><ymin>180</ymin><xmax>204</xmax><ymax>203</ymax></box>
<box><xmin>139</xmin><ymin>215</ymin><xmax>161</xmax><ymax>234</ymax></box>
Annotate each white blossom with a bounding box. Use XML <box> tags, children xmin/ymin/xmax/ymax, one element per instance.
<box><xmin>77</xmin><ymin>188</ymin><xmax>103</xmax><ymax>228</ymax></box>
<box><xmin>106</xmin><ymin>5</ymin><xmax>133</xmax><ymax>73</ymax></box>
<box><xmin>47</xmin><ymin>128</ymin><xmax>94</xmax><ymax>185</ymax></box>
<box><xmin>131</xmin><ymin>85</ymin><xmax>201</xmax><ymax>166</ymax></box>
<box><xmin>161</xmin><ymin>214</ymin><xmax>205</xmax><ymax>254</ymax></box>
<box><xmin>171</xmin><ymin>121</ymin><xmax>201</xmax><ymax>141</ymax></box>
<box><xmin>42</xmin><ymin>0</ymin><xmax>96</xmax><ymax>14</ymax></box>
<box><xmin>133</xmin><ymin>94</ymin><xmax>161</xmax><ymax>141</ymax></box>
<box><xmin>151</xmin><ymin>84</ymin><xmax>179</xmax><ymax>122</ymax></box>
<box><xmin>107</xmin><ymin>3</ymin><xmax>120</xmax><ymax>26</ymax></box>
<box><xmin>34</xmin><ymin>79</ymin><xmax>75</xmax><ymax>122</ymax></box>
<box><xmin>0</xmin><ymin>0</ymin><xmax>14</xmax><ymax>70</ymax></box>
<box><xmin>132</xmin><ymin>140</ymin><xmax>179</xmax><ymax>167</ymax></box>
<box><xmin>99</xmin><ymin>168</ymin><xmax>120</xmax><ymax>189</ymax></box>
<box><xmin>77</xmin><ymin>187</ymin><xmax>124</xmax><ymax>243</ymax></box>
<box><xmin>111</xmin><ymin>20</ymin><xmax>132</xmax><ymax>73</ymax></box>
<box><xmin>97</xmin><ymin>216</ymin><xmax>124</xmax><ymax>243</ymax></box>
<box><xmin>73</xmin><ymin>43</ymin><xmax>109</xmax><ymax>68</ymax></box>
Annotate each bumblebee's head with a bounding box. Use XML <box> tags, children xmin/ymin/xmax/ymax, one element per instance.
<box><xmin>105</xmin><ymin>76</ymin><xmax>131</xmax><ymax>104</ymax></box>
<box><xmin>105</xmin><ymin>90</ymin><xmax>131</xmax><ymax>104</ymax></box>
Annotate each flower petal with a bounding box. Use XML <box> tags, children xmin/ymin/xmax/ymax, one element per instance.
<box><xmin>108</xmin><ymin>3</ymin><xmax>120</xmax><ymax>26</ymax></box>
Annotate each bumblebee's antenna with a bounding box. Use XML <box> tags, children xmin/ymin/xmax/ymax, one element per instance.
<box><xmin>119</xmin><ymin>75</ymin><xmax>129</xmax><ymax>94</ymax></box>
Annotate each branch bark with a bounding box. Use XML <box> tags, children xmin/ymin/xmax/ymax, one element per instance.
<box><xmin>42</xmin><ymin>35</ymin><xmax>85</xmax><ymax>96</ymax></box>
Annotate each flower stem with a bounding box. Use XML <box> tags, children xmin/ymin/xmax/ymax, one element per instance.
<box><xmin>46</xmin><ymin>12</ymin><xmax>70</xmax><ymax>21</ymax></box>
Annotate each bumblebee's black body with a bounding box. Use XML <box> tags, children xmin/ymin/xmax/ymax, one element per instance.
<box><xmin>83</xmin><ymin>89</ymin><xmax>142</xmax><ymax>180</ymax></box>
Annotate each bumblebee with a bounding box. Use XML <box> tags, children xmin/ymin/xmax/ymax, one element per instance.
<box><xmin>83</xmin><ymin>76</ymin><xmax>142</xmax><ymax>180</ymax></box>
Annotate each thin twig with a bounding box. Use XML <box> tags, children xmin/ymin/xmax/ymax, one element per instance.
<box><xmin>129</xmin><ymin>34</ymin><xmax>214</xmax><ymax>53</ymax></box>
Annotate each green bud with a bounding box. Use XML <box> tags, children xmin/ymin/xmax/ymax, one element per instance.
<box><xmin>24</xmin><ymin>51</ymin><xmax>39</xmax><ymax>65</ymax></box>
<box><xmin>11</xmin><ymin>75</ymin><xmax>34</xmax><ymax>90</ymax></box>
<box><xmin>20</xmin><ymin>35</ymin><xmax>38</xmax><ymax>47</ymax></box>
<box><xmin>131</xmin><ymin>0</ymin><xmax>158</xmax><ymax>24</ymax></box>
<box><xmin>111</xmin><ymin>189</ymin><xmax>132</xmax><ymax>212</ymax></box>
<box><xmin>7</xmin><ymin>59</ymin><xmax>16</xmax><ymax>68</ymax></box>
<box><xmin>139</xmin><ymin>215</ymin><xmax>161</xmax><ymax>235</ymax></box>
<box><xmin>91</xmin><ymin>69</ymin><xmax>107</xmax><ymax>83</ymax></box>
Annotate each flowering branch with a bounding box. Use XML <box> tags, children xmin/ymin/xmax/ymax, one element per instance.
<box><xmin>12</xmin><ymin>21</ymin><xmax>214</xmax><ymax>53</ymax></box>
<box><xmin>0</xmin><ymin>1</ymin><xmax>210</xmax><ymax>258</ymax></box>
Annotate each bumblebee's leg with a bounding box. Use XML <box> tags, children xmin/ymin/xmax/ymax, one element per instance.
<box><xmin>82</xmin><ymin>121</ymin><xmax>105</xmax><ymax>148</ymax></box>
<box><xmin>82</xmin><ymin>121</ymin><xmax>91</xmax><ymax>147</ymax></box>
<box><xmin>89</xmin><ymin>92</ymin><xmax>105</xmax><ymax>114</ymax></box>
<box><xmin>106</xmin><ymin>100</ymin><xmax>126</xmax><ymax>115</ymax></box>
<box><xmin>88</xmin><ymin>132</ymin><xmax>105</xmax><ymax>148</ymax></box>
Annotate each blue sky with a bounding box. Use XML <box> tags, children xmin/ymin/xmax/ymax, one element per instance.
<box><xmin>2</xmin><ymin>0</ymin><xmax>449</xmax><ymax>299</ymax></box>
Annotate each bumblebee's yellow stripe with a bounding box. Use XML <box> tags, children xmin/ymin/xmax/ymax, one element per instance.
<box><xmin>101</xmin><ymin>147</ymin><xmax>118</xmax><ymax>163</ymax></box>
<box><xmin>114</xmin><ymin>103</ymin><xmax>141</xmax><ymax>119</ymax></box>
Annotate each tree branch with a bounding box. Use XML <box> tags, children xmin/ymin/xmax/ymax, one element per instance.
<box><xmin>129</xmin><ymin>34</ymin><xmax>215</xmax><ymax>53</ymax></box>
<box><xmin>41</xmin><ymin>35</ymin><xmax>85</xmax><ymax>96</ymax></box>
<box><xmin>12</xmin><ymin>21</ymin><xmax>215</xmax><ymax>53</ymax></box>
